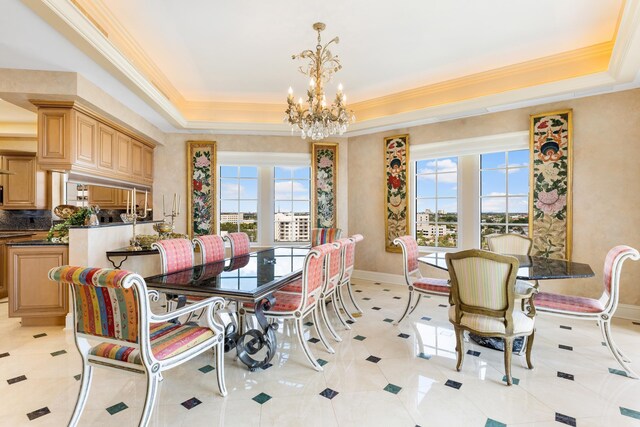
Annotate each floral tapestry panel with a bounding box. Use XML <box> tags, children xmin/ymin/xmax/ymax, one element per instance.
<box><xmin>312</xmin><ymin>143</ymin><xmax>338</xmax><ymax>228</ymax></box>
<box><xmin>187</xmin><ymin>141</ymin><xmax>217</xmax><ymax>238</ymax></box>
<box><xmin>529</xmin><ymin>111</ymin><xmax>572</xmax><ymax>260</ymax></box>
<box><xmin>384</xmin><ymin>135</ymin><xmax>410</xmax><ymax>253</ymax></box>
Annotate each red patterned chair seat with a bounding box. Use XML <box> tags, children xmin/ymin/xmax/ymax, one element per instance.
<box><xmin>243</xmin><ymin>291</ymin><xmax>316</xmax><ymax>312</ymax></box>
<box><xmin>534</xmin><ymin>292</ymin><xmax>604</xmax><ymax>313</ymax></box>
<box><xmin>88</xmin><ymin>322</ymin><xmax>214</xmax><ymax>364</ymax></box>
<box><xmin>413</xmin><ymin>277</ymin><xmax>450</xmax><ymax>294</ymax></box>
<box><xmin>279</xmin><ymin>277</ymin><xmax>336</xmax><ymax>293</ymax></box>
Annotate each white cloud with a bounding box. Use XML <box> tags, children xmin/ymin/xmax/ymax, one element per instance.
<box><xmin>275</xmin><ymin>180</ymin><xmax>309</xmax><ymax>200</ymax></box>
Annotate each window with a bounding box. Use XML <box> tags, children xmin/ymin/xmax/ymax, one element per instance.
<box><xmin>415</xmin><ymin>157</ymin><xmax>458</xmax><ymax>248</ymax></box>
<box><xmin>480</xmin><ymin>149</ymin><xmax>530</xmax><ymax>248</ymax></box>
<box><xmin>274</xmin><ymin>166</ymin><xmax>311</xmax><ymax>242</ymax></box>
<box><xmin>219</xmin><ymin>166</ymin><xmax>258</xmax><ymax>242</ymax></box>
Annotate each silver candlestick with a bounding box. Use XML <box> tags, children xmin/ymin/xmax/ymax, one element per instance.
<box><xmin>125</xmin><ymin>188</ymin><xmax>149</xmax><ymax>251</ymax></box>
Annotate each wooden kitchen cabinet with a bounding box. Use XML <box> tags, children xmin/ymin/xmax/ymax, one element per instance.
<box><xmin>98</xmin><ymin>123</ymin><xmax>117</xmax><ymax>172</ymax></box>
<box><xmin>0</xmin><ymin>234</ymin><xmax>40</xmax><ymax>299</ymax></box>
<box><xmin>0</xmin><ymin>154</ymin><xmax>47</xmax><ymax>210</ymax></box>
<box><xmin>75</xmin><ymin>111</ymin><xmax>98</xmax><ymax>168</ymax></box>
<box><xmin>87</xmin><ymin>185</ymin><xmax>119</xmax><ymax>208</ymax></box>
<box><xmin>116</xmin><ymin>132</ymin><xmax>132</xmax><ymax>176</ymax></box>
<box><xmin>131</xmin><ymin>139</ymin><xmax>144</xmax><ymax>180</ymax></box>
<box><xmin>7</xmin><ymin>244</ymin><xmax>69</xmax><ymax>326</ymax></box>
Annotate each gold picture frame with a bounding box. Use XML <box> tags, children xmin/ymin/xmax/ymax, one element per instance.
<box><xmin>528</xmin><ymin>110</ymin><xmax>573</xmax><ymax>260</ymax></box>
<box><xmin>384</xmin><ymin>134</ymin><xmax>410</xmax><ymax>253</ymax></box>
<box><xmin>186</xmin><ymin>141</ymin><xmax>217</xmax><ymax>238</ymax></box>
<box><xmin>311</xmin><ymin>142</ymin><xmax>339</xmax><ymax>228</ymax></box>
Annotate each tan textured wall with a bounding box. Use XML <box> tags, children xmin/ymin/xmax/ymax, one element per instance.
<box><xmin>154</xmin><ymin>133</ymin><xmax>349</xmax><ymax>238</ymax></box>
<box><xmin>348</xmin><ymin>88</ymin><xmax>640</xmax><ymax>305</ymax></box>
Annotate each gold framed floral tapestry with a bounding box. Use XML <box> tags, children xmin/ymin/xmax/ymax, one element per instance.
<box><xmin>311</xmin><ymin>142</ymin><xmax>338</xmax><ymax>228</ymax></box>
<box><xmin>187</xmin><ymin>141</ymin><xmax>217</xmax><ymax>238</ymax></box>
<box><xmin>529</xmin><ymin>110</ymin><xmax>573</xmax><ymax>260</ymax></box>
<box><xmin>384</xmin><ymin>134</ymin><xmax>410</xmax><ymax>253</ymax></box>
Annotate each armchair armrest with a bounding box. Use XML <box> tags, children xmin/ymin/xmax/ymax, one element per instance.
<box><xmin>514</xmin><ymin>280</ymin><xmax>538</xmax><ymax>299</ymax></box>
<box><xmin>148</xmin><ymin>296</ymin><xmax>226</xmax><ymax>323</ymax></box>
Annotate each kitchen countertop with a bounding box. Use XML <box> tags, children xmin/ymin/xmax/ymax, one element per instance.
<box><xmin>6</xmin><ymin>240</ymin><xmax>67</xmax><ymax>246</ymax></box>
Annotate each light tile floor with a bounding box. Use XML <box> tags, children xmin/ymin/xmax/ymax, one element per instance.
<box><xmin>1</xmin><ymin>280</ymin><xmax>640</xmax><ymax>426</ymax></box>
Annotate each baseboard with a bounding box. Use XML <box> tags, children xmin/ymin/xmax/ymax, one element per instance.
<box><xmin>353</xmin><ymin>269</ymin><xmax>640</xmax><ymax>322</ymax></box>
<box><xmin>352</xmin><ymin>269</ymin><xmax>405</xmax><ymax>286</ymax></box>
<box><xmin>615</xmin><ymin>304</ymin><xmax>640</xmax><ymax>322</ymax></box>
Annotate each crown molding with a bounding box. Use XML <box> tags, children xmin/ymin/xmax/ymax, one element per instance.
<box><xmin>0</xmin><ymin>122</ymin><xmax>37</xmax><ymax>138</ymax></box>
<box><xmin>22</xmin><ymin>0</ymin><xmax>640</xmax><ymax>137</ymax></box>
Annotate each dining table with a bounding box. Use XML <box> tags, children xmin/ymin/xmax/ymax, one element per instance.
<box><xmin>144</xmin><ymin>246</ymin><xmax>310</xmax><ymax>371</ymax></box>
<box><xmin>418</xmin><ymin>252</ymin><xmax>595</xmax><ymax>352</ymax></box>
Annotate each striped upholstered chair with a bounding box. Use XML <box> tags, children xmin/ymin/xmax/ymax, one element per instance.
<box><xmin>241</xmin><ymin>243</ymin><xmax>334</xmax><ymax>371</ymax></box>
<box><xmin>48</xmin><ymin>266</ymin><xmax>226</xmax><ymax>427</ymax></box>
<box><xmin>445</xmin><ymin>250</ymin><xmax>536</xmax><ymax>386</ymax></box>
<box><xmin>534</xmin><ymin>245</ymin><xmax>639</xmax><ymax>378</ymax></box>
<box><xmin>193</xmin><ymin>234</ymin><xmax>225</xmax><ymax>264</ymax></box>
<box><xmin>223</xmin><ymin>232</ymin><xmax>251</xmax><ymax>257</ymax></box>
<box><xmin>394</xmin><ymin>235</ymin><xmax>450</xmax><ymax>325</ymax></box>
<box><xmin>311</xmin><ymin>227</ymin><xmax>342</xmax><ymax>247</ymax></box>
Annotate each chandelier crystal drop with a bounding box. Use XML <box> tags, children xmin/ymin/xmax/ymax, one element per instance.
<box><xmin>285</xmin><ymin>22</ymin><xmax>355</xmax><ymax>141</ymax></box>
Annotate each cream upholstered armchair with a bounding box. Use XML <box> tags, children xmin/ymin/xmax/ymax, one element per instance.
<box><xmin>445</xmin><ymin>250</ymin><xmax>536</xmax><ymax>385</ymax></box>
<box><xmin>534</xmin><ymin>245</ymin><xmax>639</xmax><ymax>378</ymax></box>
<box><xmin>48</xmin><ymin>266</ymin><xmax>226</xmax><ymax>427</ymax></box>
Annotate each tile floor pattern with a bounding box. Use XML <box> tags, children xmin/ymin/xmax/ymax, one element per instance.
<box><xmin>1</xmin><ymin>280</ymin><xmax>640</xmax><ymax>426</ymax></box>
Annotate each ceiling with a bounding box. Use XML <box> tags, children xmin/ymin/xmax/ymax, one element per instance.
<box><xmin>100</xmin><ymin>0</ymin><xmax>622</xmax><ymax>104</ymax></box>
<box><xmin>3</xmin><ymin>0</ymin><xmax>640</xmax><ymax>136</ymax></box>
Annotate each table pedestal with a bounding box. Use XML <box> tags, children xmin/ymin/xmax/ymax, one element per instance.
<box><xmin>469</xmin><ymin>334</ymin><xmax>525</xmax><ymax>353</ymax></box>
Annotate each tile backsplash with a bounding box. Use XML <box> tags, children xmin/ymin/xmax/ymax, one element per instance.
<box><xmin>0</xmin><ymin>210</ymin><xmax>52</xmax><ymax>230</ymax></box>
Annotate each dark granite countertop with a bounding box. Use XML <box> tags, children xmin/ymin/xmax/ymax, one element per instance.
<box><xmin>69</xmin><ymin>220</ymin><xmax>161</xmax><ymax>229</ymax></box>
<box><xmin>0</xmin><ymin>232</ymin><xmax>37</xmax><ymax>239</ymax></box>
<box><xmin>7</xmin><ymin>240</ymin><xmax>68</xmax><ymax>247</ymax></box>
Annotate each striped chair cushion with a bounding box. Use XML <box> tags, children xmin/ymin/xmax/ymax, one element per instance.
<box><xmin>194</xmin><ymin>235</ymin><xmax>225</xmax><ymax>264</ymax></box>
<box><xmin>89</xmin><ymin>322</ymin><xmax>215</xmax><ymax>364</ymax></box>
<box><xmin>228</xmin><ymin>232</ymin><xmax>250</xmax><ymax>256</ymax></box>
<box><xmin>534</xmin><ymin>292</ymin><xmax>604</xmax><ymax>313</ymax></box>
<box><xmin>155</xmin><ymin>239</ymin><xmax>194</xmax><ymax>273</ymax></box>
<box><xmin>243</xmin><ymin>292</ymin><xmax>316</xmax><ymax>312</ymax></box>
<box><xmin>448</xmin><ymin>306</ymin><xmax>534</xmax><ymax>335</ymax></box>
<box><xmin>413</xmin><ymin>277</ymin><xmax>450</xmax><ymax>294</ymax></box>
<box><xmin>311</xmin><ymin>228</ymin><xmax>342</xmax><ymax>246</ymax></box>
<box><xmin>450</xmin><ymin>257</ymin><xmax>510</xmax><ymax>310</ymax></box>
<box><xmin>487</xmin><ymin>234</ymin><xmax>532</xmax><ymax>256</ymax></box>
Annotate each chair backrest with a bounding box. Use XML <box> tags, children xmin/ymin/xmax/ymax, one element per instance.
<box><xmin>446</xmin><ymin>250</ymin><xmax>519</xmax><ymax>332</ymax></box>
<box><xmin>602</xmin><ymin>245</ymin><xmax>640</xmax><ymax>310</ymax></box>
<box><xmin>193</xmin><ymin>234</ymin><xmax>225</xmax><ymax>264</ymax></box>
<box><xmin>325</xmin><ymin>241</ymin><xmax>342</xmax><ymax>290</ymax></box>
<box><xmin>48</xmin><ymin>266</ymin><xmax>145</xmax><ymax>344</ymax></box>
<box><xmin>153</xmin><ymin>239</ymin><xmax>194</xmax><ymax>274</ymax></box>
<box><xmin>300</xmin><ymin>243</ymin><xmax>334</xmax><ymax>304</ymax></box>
<box><xmin>394</xmin><ymin>235</ymin><xmax>420</xmax><ymax>280</ymax></box>
<box><xmin>486</xmin><ymin>233</ymin><xmax>532</xmax><ymax>256</ymax></box>
<box><xmin>311</xmin><ymin>228</ymin><xmax>342</xmax><ymax>247</ymax></box>
<box><xmin>224</xmin><ymin>232</ymin><xmax>250</xmax><ymax>257</ymax></box>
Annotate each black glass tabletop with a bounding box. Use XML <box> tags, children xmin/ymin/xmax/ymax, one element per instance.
<box><xmin>144</xmin><ymin>246</ymin><xmax>310</xmax><ymax>301</ymax></box>
<box><xmin>418</xmin><ymin>253</ymin><xmax>595</xmax><ymax>280</ymax></box>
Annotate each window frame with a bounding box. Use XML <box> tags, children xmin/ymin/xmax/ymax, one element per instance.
<box><xmin>273</xmin><ymin>166</ymin><xmax>312</xmax><ymax>243</ymax></box>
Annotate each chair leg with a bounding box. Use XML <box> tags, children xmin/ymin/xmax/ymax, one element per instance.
<box><xmin>139</xmin><ymin>371</ymin><xmax>160</xmax><ymax>427</ymax></box>
<box><xmin>69</xmin><ymin>364</ymin><xmax>93</xmax><ymax>427</ymax></box>
<box><xmin>330</xmin><ymin>293</ymin><xmax>349</xmax><ymax>330</ymax></box>
<box><xmin>395</xmin><ymin>290</ymin><xmax>414</xmax><ymax>326</ymax></box>
<box><xmin>600</xmin><ymin>319</ymin><xmax>638</xmax><ymax>379</ymax></box>
<box><xmin>295</xmin><ymin>317</ymin><xmax>323</xmax><ymax>371</ymax></box>
<box><xmin>335</xmin><ymin>287</ymin><xmax>354</xmax><ymax>327</ymax></box>
<box><xmin>215</xmin><ymin>341</ymin><xmax>227</xmax><ymax>397</ymax></box>
<box><xmin>598</xmin><ymin>319</ymin><xmax>631</xmax><ymax>363</ymax></box>
<box><xmin>504</xmin><ymin>337</ymin><xmax>514</xmax><ymax>386</ymax></box>
<box><xmin>312</xmin><ymin>307</ymin><xmax>335</xmax><ymax>354</ymax></box>
<box><xmin>409</xmin><ymin>294</ymin><xmax>422</xmax><ymax>315</ymax></box>
<box><xmin>320</xmin><ymin>296</ymin><xmax>342</xmax><ymax>342</ymax></box>
<box><xmin>454</xmin><ymin>326</ymin><xmax>465</xmax><ymax>371</ymax></box>
<box><xmin>525</xmin><ymin>330</ymin><xmax>535</xmax><ymax>370</ymax></box>
<box><xmin>345</xmin><ymin>280</ymin><xmax>364</xmax><ymax>314</ymax></box>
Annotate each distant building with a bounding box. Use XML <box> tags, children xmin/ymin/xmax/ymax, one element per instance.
<box><xmin>220</xmin><ymin>212</ymin><xmax>244</xmax><ymax>223</ymax></box>
<box><xmin>275</xmin><ymin>212</ymin><xmax>310</xmax><ymax>241</ymax></box>
<box><xmin>416</xmin><ymin>223</ymin><xmax>448</xmax><ymax>237</ymax></box>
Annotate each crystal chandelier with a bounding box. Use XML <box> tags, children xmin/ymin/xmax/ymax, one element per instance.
<box><xmin>285</xmin><ymin>22</ymin><xmax>355</xmax><ymax>141</ymax></box>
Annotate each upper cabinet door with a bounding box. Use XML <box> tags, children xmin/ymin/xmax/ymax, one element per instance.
<box><xmin>98</xmin><ymin>124</ymin><xmax>116</xmax><ymax>172</ymax></box>
<box><xmin>116</xmin><ymin>132</ymin><xmax>132</xmax><ymax>176</ymax></box>
<box><xmin>2</xmin><ymin>156</ymin><xmax>36</xmax><ymax>208</ymax></box>
<box><xmin>131</xmin><ymin>140</ymin><xmax>144</xmax><ymax>180</ymax></box>
<box><xmin>38</xmin><ymin>108</ymin><xmax>71</xmax><ymax>166</ymax></box>
<box><xmin>74</xmin><ymin>112</ymin><xmax>98</xmax><ymax>168</ymax></box>
<box><xmin>143</xmin><ymin>145</ymin><xmax>154</xmax><ymax>182</ymax></box>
